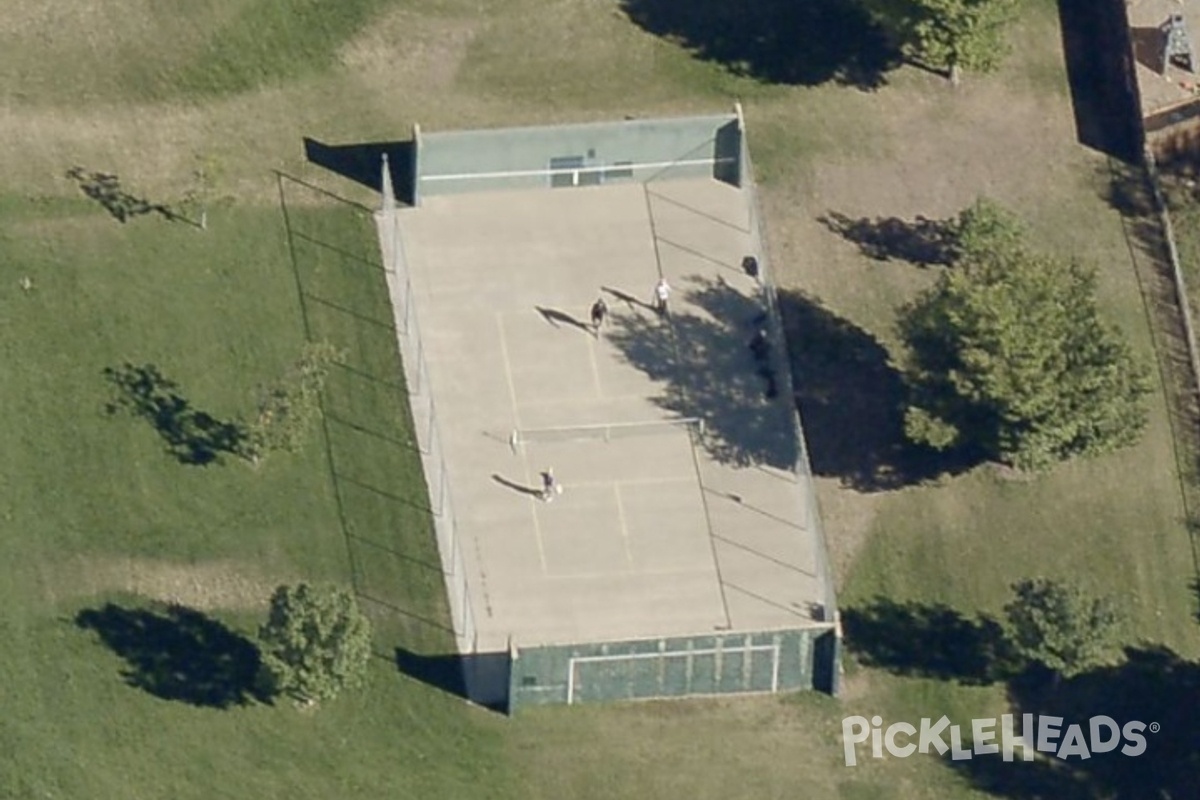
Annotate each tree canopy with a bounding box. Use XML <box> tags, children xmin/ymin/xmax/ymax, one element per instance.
<box><xmin>867</xmin><ymin>0</ymin><xmax>1020</xmax><ymax>83</ymax></box>
<box><xmin>1004</xmin><ymin>578</ymin><xmax>1119</xmax><ymax>680</ymax></box>
<box><xmin>243</xmin><ymin>341</ymin><xmax>342</xmax><ymax>465</ymax></box>
<box><xmin>899</xmin><ymin>200</ymin><xmax>1151</xmax><ymax>471</ymax></box>
<box><xmin>257</xmin><ymin>583</ymin><xmax>372</xmax><ymax>706</ymax></box>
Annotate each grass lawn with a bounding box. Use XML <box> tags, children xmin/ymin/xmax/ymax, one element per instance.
<box><xmin>1</xmin><ymin>0</ymin><xmax>1197</xmax><ymax>798</ymax></box>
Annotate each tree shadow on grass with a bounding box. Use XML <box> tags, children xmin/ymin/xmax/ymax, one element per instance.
<box><xmin>104</xmin><ymin>363</ymin><xmax>250</xmax><ymax>466</ymax></box>
<box><xmin>1193</xmin><ymin>578</ymin><xmax>1200</xmax><ymax>625</ymax></box>
<box><xmin>621</xmin><ymin>0</ymin><xmax>900</xmax><ymax>89</ymax></box>
<box><xmin>606</xmin><ymin>275</ymin><xmax>797</xmax><ymax>469</ymax></box>
<box><xmin>65</xmin><ymin>167</ymin><xmax>183</xmax><ymax>224</ymax></box>
<box><xmin>1098</xmin><ymin>158</ymin><xmax>1156</xmax><ymax>218</ymax></box>
<box><xmin>777</xmin><ymin>290</ymin><xmax>982</xmax><ymax>491</ymax></box>
<box><xmin>75</xmin><ymin>603</ymin><xmax>270</xmax><ymax>708</ymax></box>
<box><xmin>950</xmin><ymin>645</ymin><xmax>1200</xmax><ymax>799</ymax></box>
<box><xmin>842</xmin><ymin>597</ymin><xmax>1017</xmax><ymax>686</ymax></box>
<box><xmin>818</xmin><ymin>211</ymin><xmax>959</xmax><ymax>267</ymax></box>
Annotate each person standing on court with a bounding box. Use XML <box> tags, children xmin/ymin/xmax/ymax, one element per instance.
<box><xmin>653</xmin><ymin>277</ymin><xmax>671</xmax><ymax>317</ymax></box>
<box><xmin>541</xmin><ymin>468</ymin><xmax>561</xmax><ymax>502</ymax></box>
<box><xmin>590</xmin><ymin>296</ymin><xmax>608</xmax><ymax>335</ymax></box>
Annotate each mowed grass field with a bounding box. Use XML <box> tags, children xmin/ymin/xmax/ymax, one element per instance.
<box><xmin>1</xmin><ymin>1</ymin><xmax>1197</xmax><ymax>799</ymax></box>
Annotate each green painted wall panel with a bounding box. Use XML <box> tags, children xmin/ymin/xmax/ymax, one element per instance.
<box><xmin>507</xmin><ymin>627</ymin><xmax>838</xmax><ymax>711</ymax></box>
<box><xmin>416</xmin><ymin>114</ymin><xmax>741</xmax><ymax>196</ymax></box>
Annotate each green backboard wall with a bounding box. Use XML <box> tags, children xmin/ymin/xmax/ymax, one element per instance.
<box><xmin>415</xmin><ymin>113</ymin><xmax>742</xmax><ymax>198</ymax></box>
<box><xmin>508</xmin><ymin>627</ymin><xmax>837</xmax><ymax>711</ymax></box>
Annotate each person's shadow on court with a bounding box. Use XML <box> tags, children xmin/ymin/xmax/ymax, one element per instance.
<box><xmin>491</xmin><ymin>474</ymin><xmax>543</xmax><ymax>498</ymax></box>
<box><xmin>602</xmin><ymin>285</ymin><xmax>656</xmax><ymax>313</ymax></box>
<box><xmin>535</xmin><ymin>306</ymin><xmax>592</xmax><ymax>334</ymax></box>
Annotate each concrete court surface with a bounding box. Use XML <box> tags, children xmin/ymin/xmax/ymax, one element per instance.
<box><xmin>388</xmin><ymin>178</ymin><xmax>826</xmax><ymax>652</ymax></box>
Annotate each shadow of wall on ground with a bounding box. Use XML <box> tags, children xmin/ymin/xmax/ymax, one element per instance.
<box><xmin>606</xmin><ymin>275</ymin><xmax>799</xmax><ymax>470</ymax></box>
<box><xmin>103</xmin><ymin>363</ymin><xmax>250</xmax><ymax>466</ymax></box>
<box><xmin>950</xmin><ymin>645</ymin><xmax>1200</xmax><ymax>799</ymax></box>
<box><xmin>1098</xmin><ymin>158</ymin><xmax>1177</xmax><ymax>275</ymax></box>
<box><xmin>1057</xmin><ymin>0</ymin><xmax>1143</xmax><ymax>162</ymax></box>
<box><xmin>303</xmin><ymin>138</ymin><xmax>415</xmax><ymax>205</ymax></box>
<box><xmin>841</xmin><ymin>597</ymin><xmax>1017</xmax><ymax>686</ymax></box>
<box><xmin>1129</xmin><ymin>26</ymin><xmax>1164</xmax><ymax>73</ymax></box>
<box><xmin>620</xmin><ymin>0</ymin><xmax>900</xmax><ymax>89</ymax></box>
<box><xmin>75</xmin><ymin>603</ymin><xmax>269</xmax><ymax>708</ymax></box>
<box><xmin>776</xmin><ymin>290</ymin><xmax>982</xmax><ymax>491</ymax></box>
<box><xmin>394</xmin><ymin>648</ymin><xmax>511</xmax><ymax>713</ymax></box>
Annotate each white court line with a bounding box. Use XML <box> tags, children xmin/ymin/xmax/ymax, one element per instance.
<box><xmin>586</xmin><ymin>334</ymin><xmax>603</xmax><ymax>397</ymax></box>
<box><xmin>496</xmin><ymin>312</ymin><xmax>546</xmax><ymax>573</ymax></box>
<box><xmin>562</xmin><ymin>477</ymin><xmax>693</xmax><ymax>489</ymax></box>
<box><xmin>494</xmin><ymin>313</ymin><xmax>523</xmax><ymax>428</ymax></box>
<box><xmin>613</xmin><ymin>484</ymin><xmax>633</xmax><ymax>564</ymax></box>
<box><xmin>542</xmin><ymin>566</ymin><xmax>719</xmax><ymax>581</ymax></box>
<box><xmin>513</xmin><ymin>392</ymin><xmax>653</xmax><ymax>407</ymax></box>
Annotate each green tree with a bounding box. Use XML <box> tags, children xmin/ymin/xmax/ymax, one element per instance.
<box><xmin>953</xmin><ymin>196</ymin><xmax>1025</xmax><ymax>264</ymax></box>
<box><xmin>243</xmin><ymin>341</ymin><xmax>342</xmax><ymax>465</ymax></box>
<box><xmin>887</xmin><ymin>0</ymin><xmax>1021</xmax><ymax>84</ymax></box>
<box><xmin>258</xmin><ymin>583</ymin><xmax>373</xmax><ymax>706</ymax></box>
<box><xmin>1004</xmin><ymin>578</ymin><xmax>1119</xmax><ymax>682</ymax></box>
<box><xmin>900</xmin><ymin>207</ymin><xmax>1151</xmax><ymax>471</ymax></box>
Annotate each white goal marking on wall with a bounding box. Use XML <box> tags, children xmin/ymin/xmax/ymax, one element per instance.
<box><xmin>566</xmin><ymin>643</ymin><xmax>781</xmax><ymax>704</ymax></box>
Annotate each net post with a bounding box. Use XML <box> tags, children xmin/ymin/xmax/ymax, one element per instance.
<box><xmin>509</xmin><ymin>429</ymin><xmax>519</xmax><ymax>454</ymax></box>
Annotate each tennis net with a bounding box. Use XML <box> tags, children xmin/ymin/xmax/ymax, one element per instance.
<box><xmin>509</xmin><ymin>417</ymin><xmax>705</xmax><ymax>450</ymax></box>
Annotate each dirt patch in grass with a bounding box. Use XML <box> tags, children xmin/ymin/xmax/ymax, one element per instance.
<box><xmin>337</xmin><ymin>9</ymin><xmax>476</xmax><ymax>92</ymax></box>
<box><xmin>42</xmin><ymin>555</ymin><xmax>294</xmax><ymax>611</ymax></box>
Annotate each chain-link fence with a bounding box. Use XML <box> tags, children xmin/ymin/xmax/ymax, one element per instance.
<box><xmin>736</xmin><ymin>105</ymin><xmax>841</xmax><ymax>690</ymax></box>
<box><xmin>376</xmin><ymin>207</ymin><xmax>479</xmax><ymax>654</ymax></box>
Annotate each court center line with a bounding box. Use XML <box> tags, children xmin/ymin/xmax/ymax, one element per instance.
<box><xmin>688</xmin><ymin>427</ymin><xmax>733</xmax><ymax>630</ymax></box>
<box><xmin>586</xmin><ymin>333</ymin><xmax>604</xmax><ymax>397</ymax></box>
<box><xmin>613</xmin><ymin>483</ymin><xmax>634</xmax><ymax>564</ymax></box>
<box><xmin>643</xmin><ymin>185</ymin><xmax>731</xmax><ymax>628</ymax></box>
<box><xmin>495</xmin><ymin>313</ymin><xmax>523</xmax><ymax>430</ymax></box>
<box><xmin>496</xmin><ymin>312</ymin><xmax>547</xmax><ymax>573</ymax></box>
<box><xmin>528</xmin><ymin>499</ymin><xmax>548</xmax><ymax>574</ymax></box>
